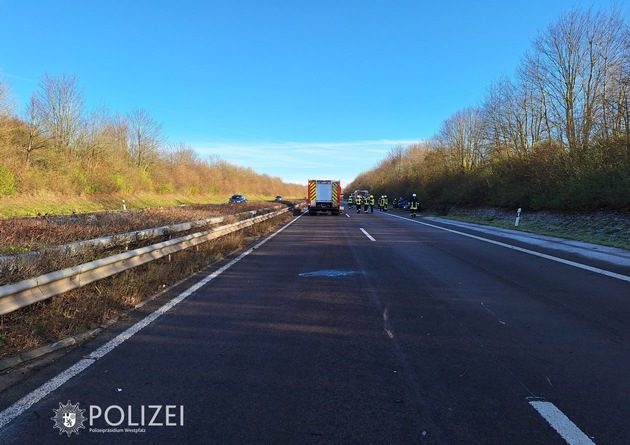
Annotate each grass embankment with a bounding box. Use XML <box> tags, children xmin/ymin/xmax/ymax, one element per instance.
<box><xmin>429</xmin><ymin>207</ymin><xmax>630</xmax><ymax>250</ymax></box>
<box><xmin>0</xmin><ymin>192</ymin><xmax>293</xmax><ymax>219</ymax></box>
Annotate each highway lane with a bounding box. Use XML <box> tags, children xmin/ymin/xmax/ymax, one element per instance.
<box><xmin>349</xmin><ymin>209</ymin><xmax>630</xmax><ymax>444</ymax></box>
<box><xmin>0</xmin><ymin>208</ymin><xmax>629</xmax><ymax>444</ymax></box>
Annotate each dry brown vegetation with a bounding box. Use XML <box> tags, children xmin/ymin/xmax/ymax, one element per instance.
<box><xmin>0</xmin><ymin>74</ymin><xmax>303</xmax><ymax>201</ymax></box>
<box><xmin>0</xmin><ymin>201</ymin><xmax>274</xmax><ymax>253</ymax></box>
<box><xmin>0</xmin><ymin>202</ymin><xmax>294</xmax><ymax>359</ymax></box>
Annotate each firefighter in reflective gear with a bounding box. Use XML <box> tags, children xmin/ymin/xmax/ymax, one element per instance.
<box><xmin>348</xmin><ymin>194</ymin><xmax>354</xmax><ymax>208</ymax></box>
<box><xmin>409</xmin><ymin>193</ymin><xmax>419</xmax><ymax>218</ymax></box>
<box><xmin>383</xmin><ymin>194</ymin><xmax>388</xmax><ymax>212</ymax></box>
<box><xmin>369</xmin><ymin>195</ymin><xmax>375</xmax><ymax>213</ymax></box>
<box><xmin>355</xmin><ymin>194</ymin><xmax>362</xmax><ymax>213</ymax></box>
<box><xmin>378</xmin><ymin>195</ymin><xmax>384</xmax><ymax>211</ymax></box>
<box><xmin>363</xmin><ymin>195</ymin><xmax>369</xmax><ymax>213</ymax></box>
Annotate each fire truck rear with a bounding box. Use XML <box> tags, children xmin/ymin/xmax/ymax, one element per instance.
<box><xmin>307</xmin><ymin>179</ymin><xmax>342</xmax><ymax>215</ymax></box>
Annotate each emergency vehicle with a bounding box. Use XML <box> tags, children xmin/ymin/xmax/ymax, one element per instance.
<box><xmin>352</xmin><ymin>190</ymin><xmax>370</xmax><ymax>202</ymax></box>
<box><xmin>307</xmin><ymin>179</ymin><xmax>343</xmax><ymax>215</ymax></box>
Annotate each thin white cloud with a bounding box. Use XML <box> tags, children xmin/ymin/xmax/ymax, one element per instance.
<box><xmin>0</xmin><ymin>70</ymin><xmax>37</xmax><ymax>83</ymax></box>
<box><xmin>194</xmin><ymin>139</ymin><xmax>418</xmax><ymax>157</ymax></box>
<box><xmin>191</xmin><ymin>138</ymin><xmax>422</xmax><ymax>185</ymax></box>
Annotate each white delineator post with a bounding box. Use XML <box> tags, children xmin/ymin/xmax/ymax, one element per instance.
<box><xmin>515</xmin><ymin>207</ymin><xmax>522</xmax><ymax>226</ymax></box>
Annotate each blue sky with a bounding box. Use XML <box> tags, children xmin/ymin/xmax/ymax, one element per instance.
<box><xmin>1</xmin><ymin>0</ymin><xmax>625</xmax><ymax>186</ymax></box>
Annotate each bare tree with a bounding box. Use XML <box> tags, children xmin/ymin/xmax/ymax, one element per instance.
<box><xmin>74</xmin><ymin>106</ymin><xmax>118</xmax><ymax>167</ymax></box>
<box><xmin>22</xmin><ymin>94</ymin><xmax>49</xmax><ymax>166</ymax></box>
<box><xmin>163</xmin><ymin>142</ymin><xmax>199</xmax><ymax>167</ymax></box>
<box><xmin>519</xmin><ymin>50</ymin><xmax>556</xmax><ymax>143</ymax></box>
<box><xmin>437</xmin><ymin>107</ymin><xmax>487</xmax><ymax>171</ymax></box>
<box><xmin>107</xmin><ymin>112</ymin><xmax>131</xmax><ymax>158</ymax></box>
<box><xmin>483</xmin><ymin>68</ymin><xmax>553</xmax><ymax>160</ymax></box>
<box><xmin>0</xmin><ymin>79</ymin><xmax>15</xmax><ymax>118</ymax></box>
<box><xmin>598</xmin><ymin>9</ymin><xmax>630</xmax><ymax>138</ymax></box>
<box><xmin>0</xmin><ymin>79</ymin><xmax>16</xmax><ymax>148</ymax></box>
<box><xmin>126</xmin><ymin>107</ymin><xmax>163</xmax><ymax>171</ymax></box>
<box><xmin>34</xmin><ymin>73</ymin><xmax>85</xmax><ymax>157</ymax></box>
<box><xmin>386</xmin><ymin>144</ymin><xmax>405</xmax><ymax>176</ymax></box>
<box><xmin>526</xmin><ymin>7</ymin><xmax>628</xmax><ymax>153</ymax></box>
<box><xmin>483</xmin><ymin>77</ymin><xmax>524</xmax><ymax>158</ymax></box>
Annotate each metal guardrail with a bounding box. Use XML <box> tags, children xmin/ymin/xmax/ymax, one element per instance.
<box><xmin>0</xmin><ymin>208</ymin><xmax>288</xmax><ymax>316</ymax></box>
<box><xmin>0</xmin><ymin>206</ymin><xmax>282</xmax><ymax>267</ymax></box>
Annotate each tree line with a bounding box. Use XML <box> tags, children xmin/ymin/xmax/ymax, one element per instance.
<box><xmin>347</xmin><ymin>6</ymin><xmax>630</xmax><ymax>211</ymax></box>
<box><xmin>0</xmin><ymin>74</ymin><xmax>303</xmax><ymax>199</ymax></box>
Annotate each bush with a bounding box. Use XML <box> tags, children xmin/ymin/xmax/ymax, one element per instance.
<box><xmin>0</xmin><ymin>165</ymin><xmax>17</xmax><ymax>197</ymax></box>
<box><xmin>556</xmin><ymin>166</ymin><xmax>630</xmax><ymax>210</ymax></box>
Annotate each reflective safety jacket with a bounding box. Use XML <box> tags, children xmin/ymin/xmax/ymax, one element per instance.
<box><xmin>369</xmin><ymin>195</ymin><xmax>375</xmax><ymax>205</ymax></box>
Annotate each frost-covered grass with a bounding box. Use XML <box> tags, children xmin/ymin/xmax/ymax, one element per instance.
<box><xmin>429</xmin><ymin>207</ymin><xmax>630</xmax><ymax>250</ymax></box>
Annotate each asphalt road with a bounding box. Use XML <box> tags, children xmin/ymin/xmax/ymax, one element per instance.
<box><xmin>0</xmin><ymin>206</ymin><xmax>629</xmax><ymax>444</ymax></box>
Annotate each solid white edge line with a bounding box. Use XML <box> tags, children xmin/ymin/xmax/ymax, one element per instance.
<box><xmin>388</xmin><ymin>213</ymin><xmax>630</xmax><ymax>283</ymax></box>
<box><xmin>529</xmin><ymin>401</ymin><xmax>596</xmax><ymax>445</ymax></box>
<box><xmin>0</xmin><ymin>213</ymin><xmax>303</xmax><ymax>431</ymax></box>
<box><xmin>360</xmin><ymin>228</ymin><xmax>376</xmax><ymax>241</ymax></box>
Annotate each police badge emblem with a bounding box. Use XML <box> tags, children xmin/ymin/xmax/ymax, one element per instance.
<box><xmin>51</xmin><ymin>401</ymin><xmax>86</xmax><ymax>436</ymax></box>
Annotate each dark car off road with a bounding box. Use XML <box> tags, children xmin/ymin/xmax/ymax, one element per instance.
<box><xmin>229</xmin><ymin>194</ymin><xmax>246</xmax><ymax>203</ymax></box>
